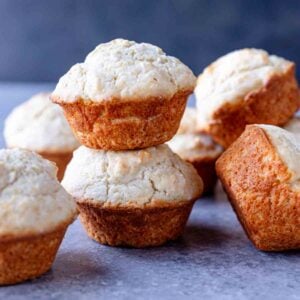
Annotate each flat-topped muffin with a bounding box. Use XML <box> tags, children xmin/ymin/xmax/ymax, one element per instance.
<box><xmin>167</xmin><ymin>107</ymin><xmax>223</xmax><ymax>194</ymax></box>
<box><xmin>195</xmin><ymin>48</ymin><xmax>300</xmax><ymax>148</ymax></box>
<box><xmin>51</xmin><ymin>39</ymin><xmax>196</xmax><ymax>150</ymax></box>
<box><xmin>62</xmin><ymin>144</ymin><xmax>203</xmax><ymax>247</ymax></box>
<box><xmin>0</xmin><ymin>148</ymin><xmax>76</xmax><ymax>285</ymax></box>
<box><xmin>4</xmin><ymin>93</ymin><xmax>79</xmax><ymax>180</ymax></box>
<box><xmin>216</xmin><ymin>124</ymin><xmax>300</xmax><ymax>251</ymax></box>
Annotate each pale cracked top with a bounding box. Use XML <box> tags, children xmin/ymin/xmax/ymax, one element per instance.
<box><xmin>62</xmin><ymin>144</ymin><xmax>203</xmax><ymax>205</ymax></box>
<box><xmin>195</xmin><ymin>49</ymin><xmax>293</xmax><ymax>127</ymax></box>
<box><xmin>168</xmin><ymin>107</ymin><xmax>223</xmax><ymax>160</ymax></box>
<box><xmin>258</xmin><ymin>124</ymin><xmax>300</xmax><ymax>190</ymax></box>
<box><xmin>52</xmin><ymin>39</ymin><xmax>196</xmax><ymax>102</ymax></box>
<box><xmin>0</xmin><ymin>148</ymin><xmax>77</xmax><ymax>237</ymax></box>
<box><xmin>4</xmin><ymin>93</ymin><xmax>80</xmax><ymax>153</ymax></box>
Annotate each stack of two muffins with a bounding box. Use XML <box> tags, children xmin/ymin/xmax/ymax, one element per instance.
<box><xmin>52</xmin><ymin>39</ymin><xmax>203</xmax><ymax>247</ymax></box>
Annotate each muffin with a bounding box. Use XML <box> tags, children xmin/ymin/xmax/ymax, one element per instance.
<box><xmin>195</xmin><ymin>48</ymin><xmax>300</xmax><ymax>148</ymax></box>
<box><xmin>51</xmin><ymin>39</ymin><xmax>196</xmax><ymax>150</ymax></box>
<box><xmin>62</xmin><ymin>144</ymin><xmax>203</xmax><ymax>247</ymax></box>
<box><xmin>0</xmin><ymin>148</ymin><xmax>76</xmax><ymax>285</ymax></box>
<box><xmin>216</xmin><ymin>124</ymin><xmax>300</xmax><ymax>251</ymax></box>
<box><xmin>4</xmin><ymin>93</ymin><xmax>80</xmax><ymax>180</ymax></box>
<box><xmin>167</xmin><ymin>107</ymin><xmax>223</xmax><ymax>194</ymax></box>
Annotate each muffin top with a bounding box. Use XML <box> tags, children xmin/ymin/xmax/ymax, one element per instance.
<box><xmin>258</xmin><ymin>124</ymin><xmax>300</xmax><ymax>188</ymax></box>
<box><xmin>168</xmin><ymin>107</ymin><xmax>222</xmax><ymax>160</ymax></box>
<box><xmin>4</xmin><ymin>93</ymin><xmax>80</xmax><ymax>153</ymax></box>
<box><xmin>52</xmin><ymin>39</ymin><xmax>196</xmax><ymax>103</ymax></box>
<box><xmin>0</xmin><ymin>148</ymin><xmax>76</xmax><ymax>238</ymax></box>
<box><xmin>168</xmin><ymin>134</ymin><xmax>223</xmax><ymax>161</ymax></box>
<box><xmin>62</xmin><ymin>144</ymin><xmax>203</xmax><ymax>206</ymax></box>
<box><xmin>195</xmin><ymin>49</ymin><xmax>293</xmax><ymax>126</ymax></box>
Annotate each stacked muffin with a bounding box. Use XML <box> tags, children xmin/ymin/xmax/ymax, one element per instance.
<box><xmin>51</xmin><ymin>39</ymin><xmax>203</xmax><ymax>247</ymax></box>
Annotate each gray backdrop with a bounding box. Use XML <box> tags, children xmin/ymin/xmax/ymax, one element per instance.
<box><xmin>0</xmin><ymin>0</ymin><xmax>300</xmax><ymax>82</ymax></box>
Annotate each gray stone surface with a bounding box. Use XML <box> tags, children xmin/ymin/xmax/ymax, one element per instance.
<box><xmin>0</xmin><ymin>83</ymin><xmax>299</xmax><ymax>300</ymax></box>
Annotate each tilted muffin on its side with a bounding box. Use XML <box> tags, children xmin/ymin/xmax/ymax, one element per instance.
<box><xmin>0</xmin><ymin>149</ymin><xmax>76</xmax><ymax>285</ymax></box>
<box><xmin>4</xmin><ymin>93</ymin><xmax>80</xmax><ymax>180</ymax></box>
<box><xmin>167</xmin><ymin>107</ymin><xmax>223</xmax><ymax>194</ymax></box>
<box><xmin>51</xmin><ymin>39</ymin><xmax>196</xmax><ymax>150</ymax></box>
<box><xmin>216</xmin><ymin>125</ymin><xmax>300</xmax><ymax>251</ymax></box>
<box><xmin>62</xmin><ymin>145</ymin><xmax>203</xmax><ymax>247</ymax></box>
<box><xmin>195</xmin><ymin>49</ymin><xmax>300</xmax><ymax>148</ymax></box>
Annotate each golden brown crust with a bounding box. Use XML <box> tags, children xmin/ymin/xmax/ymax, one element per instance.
<box><xmin>76</xmin><ymin>199</ymin><xmax>196</xmax><ymax>248</ymax></box>
<box><xmin>187</xmin><ymin>157</ymin><xmax>219</xmax><ymax>195</ymax></box>
<box><xmin>201</xmin><ymin>65</ymin><xmax>300</xmax><ymax>148</ymax></box>
<box><xmin>52</xmin><ymin>91</ymin><xmax>190</xmax><ymax>150</ymax></box>
<box><xmin>216</xmin><ymin>125</ymin><xmax>300</xmax><ymax>251</ymax></box>
<box><xmin>0</xmin><ymin>226</ymin><xmax>67</xmax><ymax>285</ymax></box>
<box><xmin>39</xmin><ymin>151</ymin><xmax>73</xmax><ymax>181</ymax></box>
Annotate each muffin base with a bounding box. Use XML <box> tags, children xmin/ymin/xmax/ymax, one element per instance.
<box><xmin>200</xmin><ymin>65</ymin><xmax>300</xmax><ymax>148</ymax></box>
<box><xmin>216</xmin><ymin>125</ymin><xmax>300</xmax><ymax>251</ymax></box>
<box><xmin>0</xmin><ymin>226</ymin><xmax>67</xmax><ymax>285</ymax></box>
<box><xmin>77</xmin><ymin>199</ymin><xmax>196</xmax><ymax>248</ymax></box>
<box><xmin>188</xmin><ymin>158</ymin><xmax>219</xmax><ymax>195</ymax></box>
<box><xmin>39</xmin><ymin>151</ymin><xmax>73</xmax><ymax>181</ymax></box>
<box><xmin>52</xmin><ymin>91</ymin><xmax>190</xmax><ymax>150</ymax></box>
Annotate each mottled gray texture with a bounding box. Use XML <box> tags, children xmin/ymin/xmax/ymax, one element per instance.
<box><xmin>0</xmin><ymin>84</ymin><xmax>299</xmax><ymax>300</ymax></box>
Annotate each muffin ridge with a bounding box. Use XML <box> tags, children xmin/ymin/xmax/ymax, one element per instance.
<box><xmin>52</xmin><ymin>39</ymin><xmax>196</xmax><ymax>103</ymax></box>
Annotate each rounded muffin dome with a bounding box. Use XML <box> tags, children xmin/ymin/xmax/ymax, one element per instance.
<box><xmin>52</xmin><ymin>39</ymin><xmax>196</xmax><ymax>102</ymax></box>
<box><xmin>0</xmin><ymin>148</ymin><xmax>77</xmax><ymax>238</ymax></box>
<box><xmin>195</xmin><ymin>48</ymin><xmax>294</xmax><ymax>125</ymax></box>
<box><xmin>4</xmin><ymin>93</ymin><xmax>79</xmax><ymax>153</ymax></box>
<box><xmin>62</xmin><ymin>144</ymin><xmax>203</xmax><ymax>205</ymax></box>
